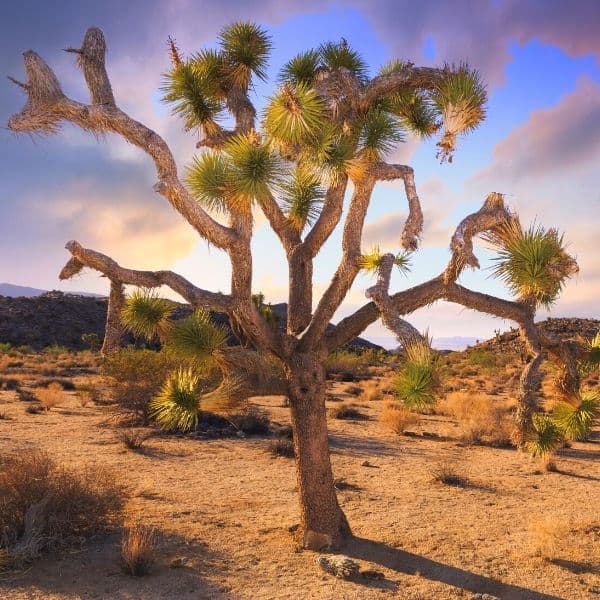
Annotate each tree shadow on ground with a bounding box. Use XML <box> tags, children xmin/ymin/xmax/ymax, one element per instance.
<box><xmin>344</xmin><ymin>536</ymin><xmax>563</xmax><ymax>600</ymax></box>
<box><xmin>0</xmin><ymin>530</ymin><xmax>232</xmax><ymax>600</ymax></box>
<box><xmin>552</xmin><ymin>558</ymin><xmax>599</xmax><ymax>575</ymax></box>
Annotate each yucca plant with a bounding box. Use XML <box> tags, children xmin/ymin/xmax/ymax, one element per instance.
<box><xmin>219</xmin><ymin>22</ymin><xmax>271</xmax><ymax>89</ymax></box>
<box><xmin>526</xmin><ymin>413</ymin><xmax>564</xmax><ymax>459</ymax></box>
<box><xmin>149</xmin><ymin>368</ymin><xmax>202</xmax><ymax>431</ymax></box>
<box><xmin>319</xmin><ymin>40</ymin><xmax>368</xmax><ymax>81</ymax></box>
<box><xmin>185</xmin><ymin>153</ymin><xmax>233</xmax><ymax>214</ymax></box>
<box><xmin>486</xmin><ymin>220</ymin><xmax>578</xmax><ymax>308</ymax></box>
<box><xmin>121</xmin><ymin>289</ymin><xmax>175</xmax><ymax>341</ymax></box>
<box><xmin>167</xmin><ymin>310</ymin><xmax>229</xmax><ymax>364</ymax></box>
<box><xmin>279</xmin><ymin>167</ymin><xmax>324</xmax><ymax>231</ymax></box>
<box><xmin>279</xmin><ymin>50</ymin><xmax>321</xmax><ymax>86</ymax></box>
<box><xmin>552</xmin><ymin>391</ymin><xmax>600</xmax><ymax>441</ymax></box>
<box><xmin>383</xmin><ymin>90</ymin><xmax>439</xmax><ymax>138</ymax></box>
<box><xmin>578</xmin><ymin>331</ymin><xmax>600</xmax><ymax>375</ymax></box>
<box><xmin>264</xmin><ymin>83</ymin><xmax>326</xmax><ymax>149</ymax></box>
<box><xmin>394</xmin><ymin>338</ymin><xmax>439</xmax><ymax>409</ymax></box>
<box><xmin>432</xmin><ymin>64</ymin><xmax>486</xmax><ymax>162</ymax></box>
<box><xmin>358</xmin><ymin>247</ymin><xmax>411</xmax><ymax>276</ymax></box>
<box><xmin>357</xmin><ymin>108</ymin><xmax>404</xmax><ymax>161</ymax></box>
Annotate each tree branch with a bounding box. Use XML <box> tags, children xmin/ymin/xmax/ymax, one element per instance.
<box><xmin>371</xmin><ymin>162</ymin><xmax>423</xmax><ymax>251</ymax></box>
<box><xmin>8</xmin><ymin>30</ymin><xmax>236</xmax><ymax>250</ymax></box>
<box><xmin>443</xmin><ymin>192</ymin><xmax>513</xmax><ymax>284</ymax></box>
<box><xmin>60</xmin><ymin>240</ymin><xmax>232</xmax><ymax>311</ymax></box>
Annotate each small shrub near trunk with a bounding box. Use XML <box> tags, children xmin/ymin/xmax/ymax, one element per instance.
<box><xmin>229</xmin><ymin>407</ymin><xmax>271</xmax><ymax>435</ymax></box>
<box><xmin>329</xmin><ymin>403</ymin><xmax>365</xmax><ymax>420</ymax></box>
<box><xmin>268</xmin><ymin>438</ymin><xmax>295</xmax><ymax>458</ymax></box>
<box><xmin>380</xmin><ymin>402</ymin><xmax>420</xmax><ymax>434</ymax></box>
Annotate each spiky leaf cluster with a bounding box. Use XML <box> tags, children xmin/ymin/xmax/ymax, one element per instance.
<box><xmin>486</xmin><ymin>220</ymin><xmax>578</xmax><ymax>308</ymax></box>
<box><xmin>382</xmin><ymin>90</ymin><xmax>439</xmax><ymax>138</ymax></box>
<box><xmin>526</xmin><ymin>413</ymin><xmax>564</xmax><ymax>458</ymax></box>
<box><xmin>167</xmin><ymin>310</ymin><xmax>229</xmax><ymax>363</ymax></box>
<box><xmin>149</xmin><ymin>368</ymin><xmax>201</xmax><ymax>431</ymax></box>
<box><xmin>578</xmin><ymin>331</ymin><xmax>600</xmax><ymax>375</ymax></box>
<box><xmin>278</xmin><ymin>50</ymin><xmax>321</xmax><ymax>86</ymax></box>
<box><xmin>279</xmin><ymin>168</ymin><xmax>324</xmax><ymax>231</ymax></box>
<box><xmin>252</xmin><ymin>293</ymin><xmax>281</xmax><ymax>327</ymax></box>
<box><xmin>394</xmin><ymin>338</ymin><xmax>439</xmax><ymax>409</ymax></box>
<box><xmin>121</xmin><ymin>289</ymin><xmax>175</xmax><ymax>341</ymax></box>
<box><xmin>358</xmin><ymin>247</ymin><xmax>411</xmax><ymax>275</ymax></box>
<box><xmin>264</xmin><ymin>83</ymin><xmax>326</xmax><ymax>149</ymax></box>
<box><xmin>186</xmin><ymin>153</ymin><xmax>233</xmax><ymax>213</ymax></box>
<box><xmin>552</xmin><ymin>392</ymin><xmax>599</xmax><ymax>441</ymax></box>
<box><xmin>219</xmin><ymin>22</ymin><xmax>272</xmax><ymax>88</ymax></box>
<box><xmin>356</xmin><ymin>108</ymin><xmax>404</xmax><ymax>161</ymax></box>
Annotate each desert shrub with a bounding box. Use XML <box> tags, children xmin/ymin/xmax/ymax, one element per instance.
<box><xmin>430</xmin><ymin>462</ymin><xmax>470</xmax><ymax>487</ymax></box>
<box><xmin>103</xmin><ymin>348</ymin><xmax>178</xmax><ymax>423</ymax></box>
<box><xmin>268</xmin><ymin>438</ymin><xmax>295</xmax><ymax>458</ymax></box>
<box><xmin>43</xmin><ymin>345</ymin><xmax>70</xmax><ymax>357</ymax></box>
<box><xmin>25</xmin><ymin>403</ymin><xmax>44</xmax><ymax>415</ymax></box>
<box><xmin>0</xmin><ymin>451</ymin><xmax>125</xmax><ymax>569</ymax></box>
<box><xmin>117</xmin><ymin>429</ymin><xmax>151</xmax><ymax>451</ymax></box>
<box><xmin>466</xmin><ymin>348</ymin><xmax>497</xmax><ymax>370</ymax></box>
<box><xmin>551</xmin><ymin>391</ymin><xmax>599</xmax><ymax>441</ymax></box>
<box><xmin>120</xmin><ymin>524</ymin><xmax>158</xmax><ymax>576</ymax></box>
<box><xmin>35</xmin><ymin>382</ymin><xmax>64</xmax><ymax>411</ymax></box>
<box><xmin>527</xmin><ymin>517</ymin><xmax>569</xmax><ymax>560</ymax></box>
<box><xmin>325</xmin><ymin>351</ymin><xmax>372</xmax><ymax>380</ymax></box>
<box><xmin>33</xmin><ymin>377</ymin><xmax>76</xmax><ymax>391</ymax></box>
<box><xmin>81</xmin><ymin>332</ymin><xmax>101</xmax><ymax>352</ymax></box>
<box><xmin>229</xmin><ymin>407</ymin><xmax>271</xmax><ymax>435</ymax></box>
<box><xmin>380</xmin><ymin>402</ymin><xmax>420</xmax><ymax>434</ymax></box>
<box><xmin>438</xmin><ymin>392</ymin><xmax>513</xmax><ymax>446</ymax></box>
<box><xmin>0</xmin><ymin>377</ymin><xmax>20</xmax><ymax>391</ymax></box>
<box><xmin>394</xmin><ymin>339</ymin><xmax>440</xmax><ymax>409</ymax></box>
<box><xmin>0</xmin><ymin>342</ymin><xmax>12</xmax><ymax>353</ymax></box>
<box><xmin>344</xmin><ymin>384</ymin><xmax>363</xmax><ymax>396</ymax></box>
<box><xmin>329</xmin><ymin>403</ymin><xmax>364</xmax><ymax>420</ymax></box>
<box><xmin>359</xmin><ymin>380</ymin><xmax>383</xmax><ymax>402</ymax></box>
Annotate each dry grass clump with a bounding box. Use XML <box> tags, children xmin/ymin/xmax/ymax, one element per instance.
<box><xmin>329</xmin><ymin>403</ymin><xmax>365</xmax><ymax>420</ymax></box>
<box><xmin>430</xmin><ymin>462</ymin><xmax>471</xmax><ymax>487</ymax></box>
<box><xmin>359</xmin><ymin>380</ymin><xmax>383</xmax><ymax>402</ymax></box>
<box><xmin>344</xmin><ymin>384</ymin><xmax>363</xmax><ymax>396</ymax></box>
<box><xmin>527</xmin><ymin>517</ymin><xmax>570</xmax><ymax>560</ymax></box>
<box><xmin>229</xmin><ymin>407</ymin><xmax>271</xmax><ymax>435</ymax></box>
<box><xmin>0</xmin><ymin>450</ymin><xmax>125</xmax><ymax>570</ymax></box>
<box><xmin>117</xmin><ymin>429</ymin><xmax>151</xmax><ymax>451</ymax></box>
<box><xmin>380</xmin><ymin>402</ymin><xmax>420</xmax><ymax>434</ymax></box>
<box><xmin>268</xmin><ymin>438</ymin><xmax>295</xmax><ymax>458</ymax></box>
<box><xmin>35</xmin><ymin>381</ymin><xmax>64</xmax><ymax>411</ymax></box>
<box><xmin>120</xmin><ymin>523</ymin><xmax>158</xmax><ymax>576</ymax></box>
<box><xmin>438</xmin><ymin>392</ymin><xmax>513</xmax><ymax>446</ymax></box>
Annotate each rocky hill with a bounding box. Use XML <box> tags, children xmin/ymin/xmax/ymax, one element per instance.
<box><xmin>473</xmin><ymin>317</ymin><xmax>600</xmax><ymax>355</ymax></box>
<box><xmin>0</xmin><ymin>292</ymin><xmax>381</xmax><ymax>352</ymax></box>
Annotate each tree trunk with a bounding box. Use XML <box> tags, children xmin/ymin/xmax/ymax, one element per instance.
<box><xmin>101</xmin><ymin>280</ymin><xmax>125</xmax><ymax>356</ymax></box>
<box><xmin>515</xmin><ymin>352</ymin><xmax>542</xmax><ymax>448</ymax></box>
<box><xmin>287</xmin><ymin>352</ymin><xmax>351</xmax><ymax>550</ymax></box>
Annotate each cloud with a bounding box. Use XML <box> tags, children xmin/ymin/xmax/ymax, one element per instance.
<box><xmin>472</xmin><ymin>78</ymin><xmax>600</xmax><ymax>184</ymax></box>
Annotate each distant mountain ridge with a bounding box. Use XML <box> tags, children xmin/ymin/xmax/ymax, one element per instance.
<box><xmin>0</xmin><ymin>283</ymin><xmax>103</xmax><ymax>298</ymax></box>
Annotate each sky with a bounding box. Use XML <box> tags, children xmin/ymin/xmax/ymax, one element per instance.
<box><xmin>1</xmin><ymin>0</ymin><xmax>599</xmax><ymax>348</ymax></box>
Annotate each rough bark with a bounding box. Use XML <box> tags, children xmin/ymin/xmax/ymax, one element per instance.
<box><xmin>287</xmin><ymin>353</ymin><xmax>350</xmax><ymax>549</ymax></box>
<box><xmin>101</xmin><ymin>280</ymin><xmax>125</xmax><ymax>356</ymax></box>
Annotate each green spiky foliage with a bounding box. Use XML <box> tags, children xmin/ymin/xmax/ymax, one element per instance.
<box><xmin>358</xmin><ymin>246</ymin><xmax>411</xmax><ymax>275</ymax></box>
<box><xmin>219</xmin><ymin>22</ymin><xmax>272</xmax><ymax>89</ymax></box>
<box><xmin>167</xmin><ymin>310</ymin><xmax>229</xmax><ymax>363</ymax></box>
<box><xmin>264</xmin><ymin>83</ymin><xmax>326</xmax><ymax>148</ymax></box>
<box><xmin>121</xmin><ymin>289</ymin><xmax>175</xmax><ymax>341</ymax></box>
<box><xmin>319</xmin><ymin>40</ymin><xmax>367</xmax><ymax>81</ymax></box>
<box><xmin>225</xmin><ymin>132</ymin><xmax>282</xmax><ymax>202</ymax></box>
<box><xmin>526</xmin><ymin>413</ymin><xmax>564</xmax><ymax>458</ymax></box>
<box><xmin>279</xmin><ymin>50</ymin><xmax>320</xmax><ymax>86</ymax></box>
<box><xmin>279</xmin><ymin>167</ymin><xmax>324</xmax><ymax>231</ymax></box>
<box><xmin>578</xmin><ymin>331</ymin><xmax>600</xmax><ymax>375</ymax></box>
<box><xmin>252</xmin><ymin>293</ymin><xmax>281</xmax><ymax>328</ymax></box>
<box><xmin>378</xmin><ymin>59</ymin><xmax>411</xmax><ymax>77</ymax></box>
<box><xmin>552</xmin><ymin>392</ymin><xmax>600</xmax><ymax>441</ymax></box>
<box><xmin>356</xmin><ymin>108</ymin><xmax>404</xmax><ymax>161</ymax></box>
<box><xmin>394</xmin><ymin>338</ymin><xmax>439</xmax><ymax>409</ymax></box>
<box><xmin>486</xmin><ymin>220</ymin><xmax>578</xmax><ymax>308</ymax></box>
<box><xmin>382</xmin><ymin>90</ymin><xmax>439</xmax><ymax>138</ymax></box>
<box><xmin>432</xmin><ymin>65</ymin><xmax>486</xmax><ymax>161</ymax></box>
<box><xmin>149</xmin><ymin>368</ymin><xmax>201</xmax><ymax>431</ymax></box>
<box><xmin>185</xmin><ymin>153</ymin><xmax>233</xmax><ymax>213</ymax></box>
<box><xmin>161</xmin><ymin>59</ymin><xmax>223</xmax><ymax>135</ymax></box>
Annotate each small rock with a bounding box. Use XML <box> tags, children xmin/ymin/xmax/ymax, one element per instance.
<box><xmin>169</xmin><ymin>556</ymin><xmax>190</xmax><ymax>569</ymax></box>
<box><xmin>317</xmin><ymin>555</ymin><xmax>360</xmax><ymax>579</ymax></box>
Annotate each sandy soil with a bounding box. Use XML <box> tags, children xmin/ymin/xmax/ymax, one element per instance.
<box><xmin>0</xmin><ymin>359</ymin><xmax>599</xmax><ymax>599</ymax></box>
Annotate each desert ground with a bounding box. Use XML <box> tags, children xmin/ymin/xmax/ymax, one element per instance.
<box><xmin>0</xmin><ymin>346</ymin><xmax>598</xmax><ymax>600</ymax></box>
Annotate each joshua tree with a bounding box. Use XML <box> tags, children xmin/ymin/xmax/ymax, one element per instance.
<box><xmin>8</xmin><ymin>24</ymin><xmax>579</xmax><ymax>548</ymax></box>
